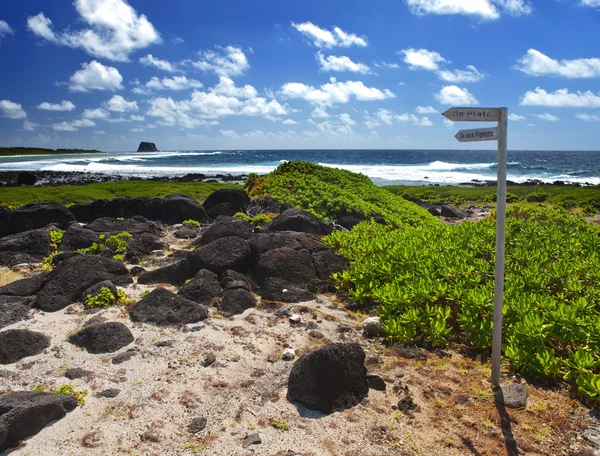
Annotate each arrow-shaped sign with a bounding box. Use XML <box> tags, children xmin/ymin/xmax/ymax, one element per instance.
<box><xmin>455</xmin><ymin>127</ymin><xmax>499</xmax><ymax>142</ymax></box>
<box><xmin>443</xmin><ymin>107</ymin><xmax>501</xmax><ymax>122</ymax></box>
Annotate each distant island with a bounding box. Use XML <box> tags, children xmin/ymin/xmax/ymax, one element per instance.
<box><xmin>0</xmin><ymin>147</ymin><xmax>103</xmax><ymax>157</ymax></box>
<box><xmin>137</xmin><ymin>142</ymin><xmax>158</xmax><ymax>152</ymax></box>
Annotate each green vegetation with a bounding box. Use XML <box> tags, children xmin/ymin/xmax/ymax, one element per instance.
<box><xmin>31</xmin><ymin>384</ymin><xmax>88</xmax><ymax>406</ymax></box>
<box><xmin>85</xmin><ymin>287</ymin><xmax>128</xmax><ymax>309</ymax></box>
<box><xmin>233</xmin><ymin>212</ymin><xmax>272</xmax><ymax>227</ymax></box>
<box><xmin>385</xmin><ymin>184</ymin><xmax>600</xmax><ymax>210</ymax></box>
<box><xmin>42</xmin><ymin>228</ymin><xmax>65</xmax><ymax>271</ymax></box>
<box><xmin>182</xmin><ymin>219</ymin><xmax>201</xmax><ymax>227</ymax></box>
<box><xmin>76</xmin><ymin>242</ymin><xmax>105</xmax><ymax>256</ymax></box>
<box><xmin>0</xmin><ymin>180</ymin><xmax>235</xmax><ymax>209</ymax></box>
<box><xmin>75</xmin><ymin>232</ymin><xmax>131</xmax><ymax>262</ymax></box>
<box><xmin>0</xmin><ymin>147</ymin><xmax>103</xmax><ymax>157</ymax></box>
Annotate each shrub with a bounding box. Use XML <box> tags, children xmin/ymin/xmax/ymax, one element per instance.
<box><xmin>182</xmin><ymin>219</ymin><xmax>201</xmax><ymax>227</ymax></box>
<box><xmin>85</xmin><ymin>287</ymin><xmax>128</xmax><ymax>309</ymax></box>
<box><xmin>105</xmin><ymin>232</ymin><xmax>132</xmax><ymax>254</ymax></box>
<box><xmin>233</xmin><ymin>212</ymin><xmax>272</xmax><ymax>227</ymax></box>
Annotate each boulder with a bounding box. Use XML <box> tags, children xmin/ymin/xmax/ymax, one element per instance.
<box><xmin>138</xmin><ymin>142</ymin><xmax>158</xmax><ymax>152</ymax></box>
<box><xmin>68</xmin><ymin>322</ymin><xmax>134</xmax><ymax>354</ymax></box>
<box><xmin>268</xmin><ymin>208</ymin><xmax>330</xmax><ymax>235</ymax></box>
<box><xmin>129</xmin><ymin>287</ymin><xmax>208</xmax><ymax>326</ymax></box>
<box><xmin>64</xmin><ymin>367</ymin><xmax>93</xmax><ymax>380</ymax></box>
<box><xmin>0</xmin><ymin>229</ymin><xmax>50</xmax><ymax>267</ymax></box>
<box><xmin>0</xmin><ymin>272</ymin><xmax>48</xmax><ymax>296</ymax></box>
<box><xmin>362</xmin><ymin>316</ymin><xmax>382</xmax><ymax>337</ymax></box>
<box><xmin>93</xmin><ymin>197</ymin><xmax>162</xmax><ymax>221</ymax></box>
<box><xmin>11</xmin><ymin>203</ymin><xmax>74</xmax><ymax>234</ymax></box>
<box><xmin>68</xmin><ymin>202</ymin><xmax>93</xmax><ymax>223</ymax></box>
<box><xmin>441</xmin><ymin>205</ymin><xmax>467</xmax><ymax>219</ymax></box>
<box><xmin>247</xmin><ymin>196</ymin><xmax>280</xmax><ymax>215</ymax></box>
<box><xmin>0</xmin><ymin>329</ymin><xmax>50</xmax><ymax>364</ymax></box>
<box><xmin>0</xmin><ymin>206</ymin><xmax>11</xmax><ymax>238</ymax></box>
<box><xmin>311</xmin><ymin>250</ymin><xmax>348</xmax><ymax>281</ymax></box>
<box><xmin>16</xmin><ymin>171</ymin><xmax>37</xmax><ymax>186</ymax></box>
<box><xmin>248</xmin><ymin>231</ymin><xmax>327</xmax><ymax>267</ymax></box>
<box><xmin>336</xmin><ymin>215</ymin><xmax>366</xmax><ymax>230</ymax></box>
<box><xmin>255</xmin><ymin>247</ymin><xmax>317</xmax><ymax>288</ymax></box>
<box><xmin>125</xmin><ymin>232</ymin><xmax>166</xmax><ymax>261</ymax></box>
<box><xmin>58</xmin><ymin>224</ymin><xmax>101</xmax><ymax>251</ymax></box>
<box><xmin>287</xmin><ymin>343</ymin><xmax>368</xmax><ymax>414</ymax></box>
<box><xmin>0</xmin><ymin>296</ymin><xmax>31</xmax><ymax>329</ymax></box>
<box><xmin>206</xmin><ymin>202</ymin><xmax>237</xmax><ymax>219</ymax></box>
<box><xmin>81</xmin><ymin>280</ymin><xmax>118</xmax><ymax>306</ymax></box>
<box><xmin>220</xmin><ymin>288</ymin><xmax>257</xmax><ymax>317</ymax></box>
<box><xmin>427</xmin><ymin>207</ymin><xmax>441</xmax><ymax>217</ymax></box>
<box><xmin>174</xmin><ymin>226</ymin><xmax>198</xmax><ymax>239</ymax></box>
<box><xmin>137</xmin><ymin>259</ymin><xmax>194</xmax><ymax>286</ymax></box>
<box><xmin>202</xmin><ymin>188</ymin><xmax>250</xmax><ymax>216</ymax></box>
<box><xmin>33</xmin><ymin>255</ymin><xmax>132</xmax><ymax>312</ymax></box>
<box><xmin>161</xmin><ymin>194</ymin><xmax>210</xmax><ymax>225</ymax></box>
<box><xmin>194</xmin><ymin>216</ymin><xmax>253</xmax><ymax>246</ymax></box>
<box><xmin>187</xmin><ymin>236</ymin><xmax>250</xmax><ymax>275</ymax></box>
<box><xmin>219</xmin><ymin>269</ymin><xmax>257</xmax><ymax>292</ymax></box>
<box><xmin>178</xmin><ymin>269</ymin><xmax>222</xmax><ymax>306</ymax></box>
<box><xmin>0</xmin><ymin>391</ymin><xmax>78</xmax><ymax>453</ymax></box>
<box><xmin>86</xmin><ymin>217</ymin><xmax>162</xmax><ymax>237</ymax></box>
<box><xmin>260</xmin><ymin>277</ymin><xmax>315</xmax><ymax>303</ymax></box>
<box><xmin>494</xmin><ymin>384</ymin><xmax>528</xmax><ymax>409</ymax></box>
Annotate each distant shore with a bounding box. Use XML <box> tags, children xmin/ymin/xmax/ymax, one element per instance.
<box><xmin>0</xmin><ymin>147</ymin><xmax>103</xmax><ymax>157</ymax></box>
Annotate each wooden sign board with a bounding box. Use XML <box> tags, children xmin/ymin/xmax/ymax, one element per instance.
<box><xmin>442</xmin><ymin>108</ymin><xmax>501</xmax><ymax>122</ymax></box>
<box><xmin>455</xmin><ymin>127</ymin><xmax>499</xmax><ymax>142</ymax></box>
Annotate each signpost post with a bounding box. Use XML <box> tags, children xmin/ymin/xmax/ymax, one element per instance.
<box><xmin>442</xmin><ymin>107</ymin><xmax>508</xmax><ymax>389</ymax></box>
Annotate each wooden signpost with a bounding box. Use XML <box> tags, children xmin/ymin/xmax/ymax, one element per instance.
<box><xmin>442</xmin><ymin>107</ymin><xmax>508</xmax><ymax>389</ymax></box>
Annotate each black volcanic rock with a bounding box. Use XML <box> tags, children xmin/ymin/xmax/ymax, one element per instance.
<box><xmin>137</xmin><ymin>142</ymin><xmax>158</xmax><ymax>152</ymax></box>
<box><xmin>161</xmin><ymin>194</ymin><xmax>211</xmax><ymax>225</ymax></box>
<box><xmin>193</xmin><ymin>216</ymin><xmax>253</xmax><ymax>246</ymax></box>
<box><xmin>0</xmin><ymin>272</ymin><xmax>48</xmax><ymax>297</ymax></box>
<box><xmin>68</xmin><ymin>322</ymin><xmax>134</xmax><ymax>354</ymax></box>
<box><xmin>202</xmin><ymin>189</ymin><xmax>250</xmax><ymax>216</ymax></box>
<box><xmin>0</xmin><ymin>206</ymin><xmax>11</xmax><ymax>238</ymax></box>
<box><xmin>58</xmin><ymin>224</ymin><xmax>101</xmax><ymax>252</ymax></box>
<box><xmin>220</xmin><ymin>288</ymin><xmax>257</xmax><ymax>316</ymax></box>
<box><xmin>255</xmin><ymin>247</ymin><xmax>317</xmax><ymax>288</ymax></box>
<box><xmin>0</xmin><ymin>229</ymin><xmax>51</xmax><ymax>267</ymax></box>
<box><xmin>268</xmin><ymin>208</ymin><xmax>331</xmax><ymax>235</ymax></box>
<box><xmin>0</xmin><ymin>296</ymin><xmax>31</xmax><ymax>329</ymax></box>
<box><xmin>178</xmin><ymin>269</ymin><xmax>222</xmax><ymax>306</ymax></box>
<box><xmin>130</xmin><ymin>287</ymin><xmax>208</xmax><ymax>325</ymax></box>
<box><xmin>11</xmin><ymin>203</ymin><xmax>74</xmax><ymax>234</ymax></box>
<box><xmin>0</xmin><ymin>329</ymin><xmax>50</xmax><ymax>364</ymax></box>
<box><xmin>187</xmin><ymin>236</ymin><xmax>250</xmax><ymax>275</ymax></box>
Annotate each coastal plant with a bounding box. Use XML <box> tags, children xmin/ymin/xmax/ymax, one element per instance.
<box><xmin>31</xmin><ymin>384</ymin><xmax>88</xmax><ymax>406</ymax></box>
<box><xmin>42</xmin><ymin>228</ymin><xmax>65</xmax><ymax>271</ymax></box>
<box><xmin>182</xmin><ymin>219</ymin><xmax>201</xmax><ymax>227</ymax></box>
<box><xmin>105</xmin><ymin>232</ymin><xmax>132</xmax><ymax>254</ymax></box>
<box><xmin>76</xmin><ymin>242</ymin><xmax>105</xmax><ymax>256</ymax></box>
<box><xmin>85</xmin><ymin>287</ymin><xmax>128</xmax><ymax>309</ymax></box>
<box><xmin>233</xmin><ymin>212</ymin><xmax>272</xmax><ymax>227</ymax></box>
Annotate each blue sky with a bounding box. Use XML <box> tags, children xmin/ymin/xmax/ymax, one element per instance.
<box><xmin>0</xmin><ymin>0</ymin><xmax>599</xmax><ymax>151</ymax></box>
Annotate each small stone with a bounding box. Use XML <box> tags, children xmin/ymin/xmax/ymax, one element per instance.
<box><xmin>188</xmin><ymin>417</ymin><xmax>208</xmax><ymax>433</ymax></box>
<box><xmin>455</xmin><ymin>395</ymin><xmax>470</xmax><ymax>405</ymax></box>
<box><xmin>362</xmin><ymin>316</ymin><xmax>382</xmax><ymax>337</ymax></box>
<box><xmin>64</xmin><ymin>367</ymin><xmax>93</xmax><ymax>380</ymax></box>
<box><xmin>112</xmin><ymin>349</ymin><xmax>138</xmax><ymax>365</ymax></box>
<box><xmin>308</xmin><ymin>330</ymin><xmax>324</xmax><ymax>339</ymax></box>
<box><xmin>242</xmin><ymin>433</ymin><xmax>262</xmax><ymax>449</ymax></box>
<box><xmin>394</xmin><ymin>347</ymin><xmax>429</xmax><ymax>360</ymax></box>
<box><xmin>366</xmin><ymin>374</ymin><xmax>386</xmax><ymax>391</ymax></box>
<box><xmin>154</xmin><ymin>340</ymin><xmax>174</xmax><ymax>347</ymax></box>
<box><xmin>289</xmin><ymin>314</ymin><xmax>301</xmax><ymax>324</ymax></box>
<box><xmin>494</xmin><ymin>384</ymin><xmax>528</xmax><ymax>409</ymax></box>
<box><xmin>282</xmin><ymin>348</ymin><xmax>296</xmax><ymax>361</ymax></box>
<box><xmin>337</xmin><ymin>324</ymin><xmax>353</xmax><ymax>333</ymax></box>
<box><xmin>306</xmin><ymin>321</ymin><xmax>318</xmax><ymax>330</ymax></box>
<box><xmin>275</xmin><ymin>305</ymin><xmax>293</xmax><ymax>317</ymax></box>
<box><xmin>95</xmin><ymin>388</ymin><xmax>120</xmax><ymax>398</ymax></box>
<box><xmin>204</xmin><ymin>353</ymin><xmax>217</xmax><ymax>367</ymax></box>
<box><xmin>267</xmin><ymin>355</ymin><xmax>278</xmax><ymax>363</ymax></box>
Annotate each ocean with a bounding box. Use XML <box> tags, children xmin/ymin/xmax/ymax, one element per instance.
<box><xmin>1</xmin><ymin>149</ymin><xmax>599</xmax><ymax>186</ymax></box>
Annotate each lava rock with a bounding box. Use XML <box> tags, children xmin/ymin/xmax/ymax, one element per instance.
<box><xmin>112</xmin><ymin>349</ymin><xmax>138</xmax><ymax>365</ymax></box>
<box><xmin>287</xmin><ymin>343</ymin><xmax>368</xmax><ymax>414</ymax></box>
<box><xmin>219</xmin><ymin>269</ymin><xmax>257</xmax><ymax>291</ymax></box>
<box><xmin>188</xmin><ymin>417</ymin><xmax>208</xmax><ymax>433</ymax></box>
<box><xmin>336</xmin><ymin>215</ymin><xmax>367</xmax><ymax>230</ymax></box>
<box><xmin>137</xmin><ymin>259</ymin><xmax>194</xmax><ymax>286</ymax></box>
<box><xmin>0</xmin><ymin>272</ymin><xmax>48</xmax><ymax>297</ymax></box>
<box><xmin>125</xmin><ymin>232</ymin><xmax>166</xmax><ymax>261</ymax></box>
<box><xmin>11</xmin><ymin>203</ymin><xmax>74</xmax><ymax>234</ymax></box>
<box><xmin>137</xmin><ymin>142</ymin><xmax>158</xmax><ymax>152</ymax></box>
<box><xmin>268</xmin><ymin>208</ymin><xmax>331</xmax><ymax>235</ymax></box>
<box><xmin>81</xmin><ymin>280</ymin><xmax>118</xmax><ymax>306</ymax></box>
<box><xmin>0</xmin><ymin>296</ymin><xmax>31</xmax><ymax>329</ymax></box>
<box><xmin>95</xmin><ymin>389</ymin><xmax>121</xmax><ymax>398</ymax></box>
<box><xmin>129</xmin><ymin>287</ymin><xmax>208</xmax><ymax>326</ymax></box>
<box><xmin>362</xmin><ymin>316</ymin><xmax>382</xmax><ymax>337</ymax></box>
<box><xmin>174</xmin><ymin>226</ymin><xmax>198</xmax><ymax>239</ymax></box>
<box><xmin>260</xmin><ymin>278</ymin><xmax>315</xmax><ymax>303</ymax></box>
<box><xmin>494</xmin><ymin>384</ymin><xmax>528</xmax><ymax>409</ymax></box>
<box><xmin>367</xmin><ymin>374</ymin><xmax>386</xmax><ymax>391</ymax></box>
<box><xmin>220</xmin><ymin>288</ymin><xmax>257</xmax><ymax>316</ymax></box>
<box><xmin>0</xmin><ymin>229</ymin><xmax>50</xmax><ymax>267</ymax></box>
<box><xmin>87</xmin><ymin>217</ymin><xmax>161</xmax><ymax>237</ymax></box>
<box><xmin>58</xmin><ymin>224</ymin><xmax>101</xmax><ymax>252</ymax></box>
<box><xmin>0</xmin><ymin>207</ymin><xmax>12</xmax><ymax>238</ymax></box>
<box><xmin>194</xmin><ymin>216</ymin><xmax>254</xmax><ymax>246</ymax></box>
<box><xmin>242</xmin><ymin>433</ymin><xmax>262</xmax><ymax>449</ymax></box>
<box><xmin>202</xmin><ymin>189</ymin><xmax>250</xmax><ymax>216</ymax></box>
<box><xmin>255</xmin><ymin>247</ymin><xmax>317</xmax><ymax>288</ymax></box>
<box><xmin>247</xmin><ymin>196</ymin><xmax>280</xmax><ymax>214</ymax></box>
<box><xmin>177</xmin><ymin>269</ymin><xmax>222</xmax><ymax>306</ymax></box>
<box><xmin>248</xmin><ymin>231</ymin><xmax>327</xmax><ymax>267</ymax></box>
<box><xmin>0</xmin><ymin>329</ymin><xmax>50</xmax><ymax>364</ymax></box>
<box><xmin>64</xmin><ymin>367</ymin><xmax>93</xmax><ymax>380</ymax></box>
<box><xmin>33</xmin><ymin>255</ymin><xmax>132</xmax><ymax>312</ymax></box>
<box><xmin>0</xmin><ymin>391</ymin><xmax>78</xmax><ymax>452</ymax></box>
<box><xmin>68</xmin><ymin>322</ymin><xmax>134</xmax><ymax>354</ymax></box>
<box><xmin>441</xmin><ymin>205</ymin><xmax>467</xmax><ymax>219</ymax></box>
<box><xmin>206</xmin><ymin>202</ymin><xmax>237</xmax><ymax>219</ymax></box>
<box><xmin>187</xmin><ymin>236</ymin><xmax>250</xmax><ymax>275</ymax></box>
<box><xmin>311</xmin><ymin>249</ymin><xmax>348</xmax><ymax>289</ymax></box>
<box><xmin>161</xmin><ymin>194</ymin><xmax>210</xmax><ymax>225</ymax></box>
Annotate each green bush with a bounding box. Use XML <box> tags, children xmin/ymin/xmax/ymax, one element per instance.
<box><xmin>76</xmin><ymin>242</ymin><xmax>105</xmax><ymax>256</ymax></box>
<box><xmin>85</xmin><ymin>287</ymin><xmax>128</xmax><ymax>309</ymax></box>
<box><xmin>105</xmin><ymin>232</ymin><xmax>132</xmax><ymax>254</ymax></box>
<box><xmin>182</xmin><ymin>219</ymin><xmax>201</xmax><ymax>227</ymax></box>
<box><xmin>233</xmin><ymin>212</ymin><xmax>272</xmax><ymax>227</ymax></box>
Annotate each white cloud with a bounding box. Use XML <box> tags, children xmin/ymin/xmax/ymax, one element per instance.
<box><xmin>52</xmin><ymin>118</ymin><xmax>95</xmax><ymax>131</ymax></box>
<box><xmin>146</xmin><ymin>76</ymin><xmax>204</xmax><ymax>91</ymax></box>
<box><xmin>310</xmin><ymin>106</ymin><xmax>330</xmax><ymax>118</ymax></box>
<box><xmin>220</xmin><ymin>129</ymin><xmax>238</xmax><ymax>138</ymax></box>
<box><xmin>373</xmin><ymin>61</ymin><xmax>400</xmax><ymax>69</ymax></box>
<box><xmin>316</xmin><ymin>52</ymin><xmax>371</xmax><ymax>74</ymax></box>
<box><xmin>508</xmin><ymin>113</ymin><xmax>526</xmax><ymax>121</ymax></box>
<box><xmin>282</xmin><ymin>119</ymin><xmax>298</xmax><ymax>125</ymax></box>
<box><xmin>23</xmin><ymin>120</ymin><xmax>39</xmax><ymax>131</ymax></box>
<box><xmin>139</xmin><ymin>54</ymin><xmax>177</xmax><ymax>72</ymax></box>
<box><xmin>535</xmin><ymin>113</ymin><xmax>559</xmax><ymax>121</ymax></box>
<box><xmin>83</xmin><ymin>108</ymin><xmax>110</xmax><ymax>119</ymax></box>
<box><xmin>280</xmin><ymin>77</ymin><xmax>395</xmax><ymax>105</ymax></box>
<box><xmin>364</xmin><ymin>109</ymin><xmax>433</xmax><ymax>128</ymax></box>
<box><xmin>105</xmin><ymin>94</ymin><xmax>138</xmax><ymax>112</ymax></box>
<box><xmin>576</xmin><ymin>113</ymin><xmax>600</xmax><ymax>121</ymax></box>
<box><xmin>401</xmin><ymin>48</ymin><xmax>447</xmax><ymax>71</ymax></box>
<box><xmin>416</xmin><ymin>105</ymin><xmax>437</xmax><ymax>114</ymax></box>
<box><xmin>106</xmin><ymin>117</ymin><xmax>130</xmax><ymax>123</ymax></box>
<box><xmin>0</xmin><ymin>100</ymin><xmax>27</xmax><ymax>119</ymax></box>
<box><xmin>0</xmin><ymin>19</ymin><xmax>14</xmax><ymax>40</ymax></box>
<box><xmin>516</xmin><ymin>49</ymin><xmax>600</xmax><ymax>79</ymax></box>
<box><xmin>37</xmin><ymin>100</ymin><xmax>76</xmax><ymax>111</ymax></box>
<box><xmin>443</xmin><ymin>118</ymin><xmax>454</xmax><ymax>127</ymax></box>
<box><xmin>69</xmin><ymin>60</ymin><xmax>123</xmax><ymax>92</ymax></box>
<box><xmin>581</xmin><ymin>0</ymin><xmax>600</xmax><ymax>7</ymax></box>
<box><xmin>520</xmin><ymin>87</ymin><xmax>600</xmax><ymax>107</ymax></box>
<box><xmin>438</xmin><ymin>65</ymin><xmax>484</xmax><ymax>83</ymax></box>
<box><xmin>191</xmin><ymin>46</ymin><xmax>249</xmax><ymax>77</ymax></box>
<box><xmin>27</xmin><ymin>0</ymin><xmax>161</xmax><ymax>61</ymax></box>
<box><xmin>131</xmin><ymin>114</ymin><xmax>145</xmax><ymax>121</ymax></box>
<box><xmin>339</xmin><ymin>113</ymin><xmax>356</xmax><ymax>125</ymax></box>
<box><xmin>434</xmin><ymin>85</ymin><xmax>479</xmax><ymax>105</ymax></box>
<box><xmin>291</xmin><ymin>22</ymin><xmax>367</xmax><ymax>48</ymax></box>
<box><xmin>405</xmin><ymin>0</ymin><xmax>531</xmax><ymax>20</ymax></box>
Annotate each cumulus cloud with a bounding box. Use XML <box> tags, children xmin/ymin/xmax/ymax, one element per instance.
<box><xmin>105</xmin><ymin>95</ymin><xmax>138</xmax><ymax>112</ymax></box>
<box><xmin>581</xmin><ymin>0</ymin><xmax>600</xmax><ymax>7</ymax></box>
<box><xmin>535</xmin><ymin>113</ymin><xmax>559</xmax><ymax>121</ymax></box>
<box><xmin>0</xmin><ymin>19</ymin><xmax>14</xmax><ymax>41</ymax></box>
<box><xmin>364</xmin><ymin>108</ymin><xmax>432</xmax><ymax>128</ymax></box>
<box><xmin>339</xmin><ymin>113</ymin><xmax>356</xmax><ymax>125</ymax></box>
<box><xmin>416</xmin><ymin>106</ymin><xmax>437</xmax><ymax>114</ymax></box>
<box><xmin>405</xmin><ymin>0</ymin><xmax>531</xmax><ymax>20</ymax></box>
<box><xmin>508</xmin><ymin>113</ymin><xmax>526</xmax><ymax>121</ymax></box>
<box><xmin>516</xmin><ymin>49</ymin><xmax>600</xmax><ymax>78</ymax></box>
<box><xmin>438</xmin><ymin>65</ymin><xmax>485</xmax><ymax>83</ymax></box>
<box><xmin>37</xmin><ymin>100</ymin><xmax>76</xmax><ymax>111</ymax></box>
<box><xmin>23</xmin><ymin>120</ymin><xmax>39</xmax><ymax>131</ymax></box>
<box><xmin>130</xmin><ymin>114</ymin><xmax>145</xmax><ymax>121</ymax></box>
<box><xmin>139</xmin><ymin>54</ymin><xmax>177</xmax><ymax>72</ymax></box>
<box><xmin>69</xmin><ymin>60</ymin><xmax>124</xmax><ymax>92</ymax></box>
<box><xmin>292</xmin><ymin>22</ymin><xmax>367</xmax><ymax>48</ymax></box>
<box><xmin>83</xmin><ymin>108</ymin><xmax>110</xmax><ymax>119</ymax></box>
<box><xmin>576</xmin><ymin>113</ymin><xmax>600</xmax><ymax>121</ymax></box>
<box><xmin>316</xmin><ymin>52</ymin><xmax>371</xmax><ymax>74</ymax></box>
<box><xmin>52</xmin><ymin>118</ymin><xmax>95</xmax><ymax>131</ymax></box>
<box><xmin>373</xmin><ymin>61</ymin><xmax>400</xmax><ymax>69</ymax></box>
<box><xmin>191</xmin><ymin>46</ymin><xmax>249</xmax><ymax>77</ymax></box>
<box><xmin>0</xmin><ymin>100</ymin><xmax>27</xmax><ymax>119</ymax></box>
<box><xmin>280</xmin><ymin>77</ymin><xmax>395</xmax><ymax>105</ymax></box>
<box><xmin>520</xmin><ymin>87</ymin><xmax>600</xmax><ymax>107</ymax></box>
<box><xmin>401</xmin><ymin>48</ymin><xmax>484</xmax><ymax>83</ymax></box>
<box><xmin>434</xmin><ymin>85</ymin><xmax>479</xmax><ymax>105</ymax></box>
<box><xmin>27</xmin><ymin>0</ymin><xmax>161</xmax><ymax>61</ymax></box>
<box><xmin>282</xmin><ymin>119</ymin><xmax>298</xmax><ymax>125</ymax></box>
<box><xmin>146</xmin><ymin>76</ymin><xmax>204</xmax><ymax>91</ymax></box>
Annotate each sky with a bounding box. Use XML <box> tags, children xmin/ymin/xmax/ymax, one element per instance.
<box><xmin>0</xmin><ymin>0</ymin><xmax>599</xmax><ymax>151</ymax></box>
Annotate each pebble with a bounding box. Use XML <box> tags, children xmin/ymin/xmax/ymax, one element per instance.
<box><xmin>366</xmin><ymin>374</ymin><xmax>386</xmax><ymax>391</ymax></box>
<box><xmin>289</xmin><ymin>314</ymin><xmax>301</xmax><ymax>324</ymax></box>
<box><xmin>362</xmin><ymin>316</ymin><xmax>382</xmax><ymax>336</ymax></box>
<box><xmin>282</xmin><ymin>348</ymin><xmax>296</xmax><ymax>361</ymax></box>
<box><xmin>188</xmin><ymin>417</ymin><xmax>207</xmax><ymax>434</ymax></box>
<box><xmin>242</xmin><ymin>433</ymin><xmax>262</xmax><ymax>449</ymax></box>
<box><xmin>95</xmin><ymin>389</ymin><xmax>121</xmax><ymax>398</ymax></box>
<box><xmin>204</xmin><ymin>353</ymin><xmax>217</xmax><ymax>367</ymax></box>
<box><xmin>305</xmin><ymin>321</ymin><xmax>318</xmax><ymax>330</ymax></box>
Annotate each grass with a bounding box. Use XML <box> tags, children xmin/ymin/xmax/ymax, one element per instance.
<box><xmin>0</xmin><ymin>180</ymin><xmax>236</xmax><ymax>208</ymax></box>
<box><xmin>0</xmin><ymin>147</ymin><xmax>103</xmax><ymax>156</ymax></box>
